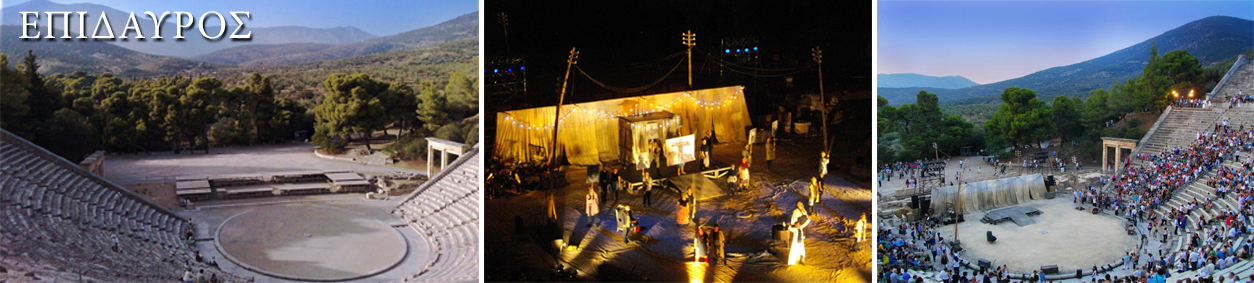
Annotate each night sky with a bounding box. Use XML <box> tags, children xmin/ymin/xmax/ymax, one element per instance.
<box><xmin>484</xmin><ymin>1</ymin><xmax>871</xmax><ymax>111</ymax></box>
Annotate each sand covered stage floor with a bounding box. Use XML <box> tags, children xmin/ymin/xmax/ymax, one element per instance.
<box><xmin>938</xmin><ymin>198</ymin><xmax>1135</xmax><ymax>274</ymax></box>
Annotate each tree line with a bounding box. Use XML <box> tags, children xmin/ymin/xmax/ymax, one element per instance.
<box><xmin>2</xmin><ymin>50</ymin><xmax>477</xmax><ymax>162</ymax></box>
<box><xmin>879</xmin><ymin>43</ymin><xmax>1213</xmax><ymax>163</ymax></box>
<box><xmin>2</xmin><ymin>51</ymin><xmax>309</xmax><ymax>160</ymax></box>
<box><xmin>311</xmin><ymin>67</ymin><xmax>478</xmax><ymax>156</ymax></box>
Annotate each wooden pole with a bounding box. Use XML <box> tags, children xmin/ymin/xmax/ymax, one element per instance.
<box><xmin>683</xmin><ymin>30</ymin><xmax>696</xmax><ymax>88</ymax></box>
<box><xmin>551</xmin><ymin>47</ymin><xmax>579</xmax><ymax>170</ymax></box>
<box><xmin>812</xmin><ymin>46</ymin><xmax>826</xmax><ymax>150</ymax></box>
<box><xmin>955</xmin><ymin>172</ymin><xmax>961</xmax><ymax>242</ymax></box>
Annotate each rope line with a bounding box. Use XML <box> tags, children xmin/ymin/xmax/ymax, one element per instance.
<box><xmin>575</xmin><ymin>56</ymin><xmax>685</xmax><ymax>93</ymax></box>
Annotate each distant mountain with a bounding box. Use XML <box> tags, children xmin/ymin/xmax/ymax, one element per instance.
<box><xmin>246</xmin><ymin>26</ymin><xmax>376</xmax><ymax>45</ymax></box>
<box><xmin>188</xmin><ymin>43</ymin><xmax>335</xmax><ymax>65</ymax></box>
<box><xmin>3</xmin><ymin>0</ymin><xmax>377</xmax><ymax>57</ymax></box>
<box><xmin>877</xmin><ymin>73</ymin><xmax>978</xmax><ymax>89</ymax></box>
<box><xmin>0</xmin><ymin>25</ymin><xmax>211</xmax><ymax>77</ymax></box>
<box><xmin>194</xmin><ymin>12</ymin><xmax>478</xmax><ymax>66</ymax></box>
<box><xmin>879</xmin><ymin>16</ymin><xmax>1254</xmax><ymax>106</ymax></box>
<box><xmin>206</xmin><ymin>38</ymin><xmax>478</xmax><ymax>102</ymax></box>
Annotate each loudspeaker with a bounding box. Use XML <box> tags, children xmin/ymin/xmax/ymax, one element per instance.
<box><xmin>910</xmin><ymin>195</ymin><xmax>920</xmax><ymax>209</ymax></box>
<box><xmin>1045</xmin><ymin>175</ymin><xmax>1056</xmax><ymax>187</ymax></box>
<box><xmin>919</xmin><ymin>196</ymin><xmax>932</xmax><ymax>214</ymax></box>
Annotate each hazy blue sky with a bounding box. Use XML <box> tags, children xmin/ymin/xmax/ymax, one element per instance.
<box><xmin>3</xmin><ymin>0</ymin><xmax>478</xmax><ymax>36</ymax></box>
<box><xmin>878</xmin><ymin>1</ymin><xmax>1253</xmax><ymax>85</ymax></box>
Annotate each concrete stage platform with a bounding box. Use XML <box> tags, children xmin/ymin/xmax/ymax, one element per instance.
<box><xmin>663</xmin><ymin>173</ymin><xmax>729</xmax><ymax>201</ymax></box>
<box><xmin>940</xmin><ymin>198</ymin><xmax>1134</xmax><ymax>274</ymax></box>
<box><xmin>606</xmin><ymin>159</ymin><xmax>734</xmax><ymax>193</ymax></box>
<box><xmin>982</xmin><ymin>206</ymin><xmax>1043</xmax><ymax>226</ymax></box>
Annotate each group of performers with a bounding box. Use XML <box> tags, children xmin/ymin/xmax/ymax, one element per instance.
<box><xmin>579</xmin><ymin>126</ymin><xmax>859</xmax><ymax>266</ymax></box>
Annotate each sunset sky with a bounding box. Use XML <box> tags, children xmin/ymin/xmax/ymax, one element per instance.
<box><xmin>878</xmin><ymin>1</ymin><xmax>1253</xmax><ymax>85</ymax></box>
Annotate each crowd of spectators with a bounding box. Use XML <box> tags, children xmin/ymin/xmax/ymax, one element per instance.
<box><xmin>878</xmin><ymin>116</ymin><xmax>1254</xmax><ymax>283</ymax></box>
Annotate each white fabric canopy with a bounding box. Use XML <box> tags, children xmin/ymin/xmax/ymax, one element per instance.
<box><xmin>495</xmin><ymin>86</ymin><xmax>750</xmax><ymax>165</ymax></box>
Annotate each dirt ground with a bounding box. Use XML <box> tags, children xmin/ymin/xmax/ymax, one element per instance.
<box><xmin>879</xmin><ymin>155</ymin><xmax>1091</xmax><ymax>199</ymax></box>
<box><xmin>104</xmin><ymin>142</ymin><xmax>421</xmax><ymax>186</ymax></box>
<box><xmin>215</xmin><ymin>203</ymin><xmax>408</xmax><ymax>280</ymax></box>
<box><xmin>183</xmin><ymin>194</ymin><xmax>436</xmax><ymax>282</ymax></box>
<box><xmin>125</xmin><ymin>182</ymin><xmax>180</xmax><ymax>209</ymax></box>
<box><xmin>485</xmin><ymin>132</ymin><xmax>873</xmax><ymax>282</ymax></box>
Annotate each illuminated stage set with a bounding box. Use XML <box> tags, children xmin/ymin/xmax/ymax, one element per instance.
<box><xmin>490</xmin><ymin>85</ymin><xmax>868</xmax><ymax>282</ymax></box>
<box><xmin>495</xmin><ymin>86</ymin><xmax>748</xmax><ymax>194</ymax></box>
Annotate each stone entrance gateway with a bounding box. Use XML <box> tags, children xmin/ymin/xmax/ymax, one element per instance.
<box><xmin>426</xmin><ymin>138</ymin><xmax>470</xmax><ymax>177</ymax></box>
<box><xmin>1100</xmin><ymin>137</ymin><xmax>1138</xmax><ymax>172</ymax></box>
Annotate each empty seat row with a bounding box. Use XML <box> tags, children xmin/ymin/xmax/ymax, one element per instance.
<box><xmin>394</xmin><ymin>147</ymin><xmax>480</xmax><ymax>282</ymax></box>
<box><xmin>0</xmin><ymin>129</ymin><xmax>248</xmax><ymax>282</ymax></box>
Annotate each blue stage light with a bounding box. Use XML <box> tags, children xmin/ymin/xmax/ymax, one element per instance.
<box><xmin>725</xmin><ymin>49</ymin><xmax>730</xmax><ymax>53</ymax></box>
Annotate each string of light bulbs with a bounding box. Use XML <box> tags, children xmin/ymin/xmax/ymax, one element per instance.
<box><xmin>501</xmin><ymin>87</ymin><xmax>744</xmax><ymax>131</ymax></box>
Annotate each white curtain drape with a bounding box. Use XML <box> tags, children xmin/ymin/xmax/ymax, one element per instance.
<box><xmin>495</xmin><ymin>86</ymin><xmax>750</xmax><ymax>165</ymax></box>
<box><xmin>930</xmin><ymin>173</ymin><xmax>1047</xmax><ymax>214</ymax></box>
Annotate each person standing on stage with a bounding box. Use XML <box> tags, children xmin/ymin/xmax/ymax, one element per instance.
<box><xmin>688</xmin><ymin>187</ymin><xmax>698</xmax><ymax>223</ymax></box>
<box><xmin>738</xmin><ymin>163</ymin><xmax>751</xmax><ymax>193</ymax></box>
<box><xmin>711</xmin><ymin>225</ymin><xmax>726</xmax><ymax>265</ymax></box>
<box><xmin>642</xmin><ymin>172</ymin><xmax>653</xmax><ymax>207</ymax></box>
<box><xmin>820</xmin><ymin>151</ymin><xmax>830</xmax><ymax>178</ymax></box>
<box><xmin>599</xmin><ymin>167</ymin><xmax>609</xmax><ymax>205</ymax></box>
<box><xmin>765</xmin><ymin>136</ymin><xmax>776</xmax><ymax>170</ymax></box>
<box><xmin>654</xmin><ymin>140</ymin><xmax>666</xmax><ymax>177</ymax></box>
<box><xmin>742</xmin><ymin>142</ymin><xmax>752</xmax><ymax>168</ymax></box>
<box><xmin>817</xmin><ymin>151</ymin><xmax>829</xmax><ymax>203</ymax></box>
<box><xmin>856</xmin><ymin>213</ymin><xmax>867</xmax><ymax>243</ymax></box>
<box><xmin>677</xmin><ymin>142</ymin><xmax>687</xmax><ymax>176</ymax></box>
<box><xmin>612</xmin><ymin>168</ymin><xmax>622</xmax><ymax>203</ymax></box>
<box><xmin>701</xmin><ymin>131</ymin><xmax>713</xmax><ymax>170</ymax></box>
<box><xmin>620</xmin><ymin>205</ymin><xmax>635</xmax><ymax>243</ymax></box>
<box><xmin>808</xmin><ymin>176</ymin><xmax>822</xmax><ymax>209</ymax></box>
<box><xmin>677</xmin><ymin>187</ymin><xmax>693</xmax><ymax>226</ymax></box>
<box><xmin>789</xmin><ymin>201</ymin><xmax>811</xmax><ymax>265</ymax></box>
<box><xmin>586</xmin><ymin>187</ymin><xmax>600</xmax><ymax>227</ymax></box>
